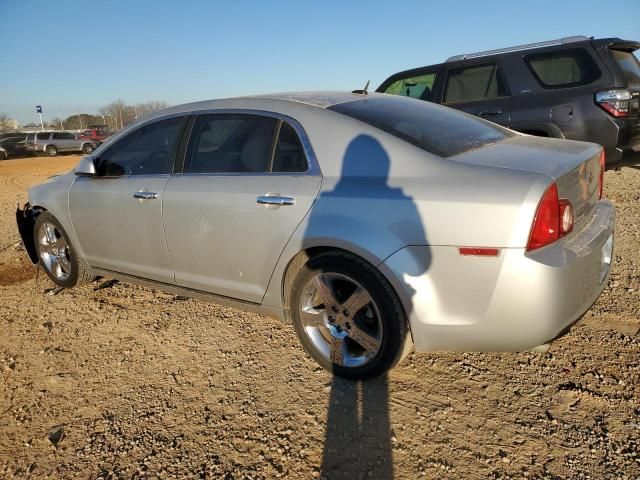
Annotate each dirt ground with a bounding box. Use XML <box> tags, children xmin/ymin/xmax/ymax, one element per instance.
<box><xmin>0</xmin><ymin>154</ymin><xmax>638</xmax><ymax>479</ymax></box>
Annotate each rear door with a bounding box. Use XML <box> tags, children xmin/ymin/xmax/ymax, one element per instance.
<box><xmin>441</xmin><ymin>62</ymin><xmax>511</xmax><ymax>127</ymax></box>
<box><xmin>69</xmin><ymin>115</ymin><xmax>187</xmax><ymax>282</ymax></box>
<box><xmin>162</xmin><ymin>112</ymin><xmax>322</xmax><ymax>303</ymax></box>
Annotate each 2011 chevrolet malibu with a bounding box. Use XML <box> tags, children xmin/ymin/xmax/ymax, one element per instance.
<box><xmin>16</xmin><ymin>92</ymin><xmax>615</xmax><ymax>380</ymax></box>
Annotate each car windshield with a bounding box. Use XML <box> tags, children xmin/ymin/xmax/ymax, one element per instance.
<box><xmin>329</xmin><ymin>96</ymin><xmax>513</xmax><ymax>158</ymax></box>
<box><xmin>610</xmin><ymin>49</ymin><xmax>640</xmax><ymax>85</ymax></box>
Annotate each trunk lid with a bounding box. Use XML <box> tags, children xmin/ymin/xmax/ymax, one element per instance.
<box><xmin>452</xmin><ymin>134</ymin><xmax>602</xmax><ymax>233</ymax></box>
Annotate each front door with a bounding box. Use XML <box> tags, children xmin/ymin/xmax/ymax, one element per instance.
<box><xmin>69</xmin><ymin>115</ymin><xmax>186</xmax><ymax>283</ymax></box>
<box><xmin>441</xmin><ymin>62</ymin><xmax>511</xmax><ymax>127</ymax></box>
<box><xmin>163</xmin><ymin>113</ymin><xmax>321</xmax><ymax>303</ymax></box>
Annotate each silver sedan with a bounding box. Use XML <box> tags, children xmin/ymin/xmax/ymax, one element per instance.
<box><xmin>16</xmin><ymin>92</ymin><xmax>615</xmax><ymax>379</ymax></box>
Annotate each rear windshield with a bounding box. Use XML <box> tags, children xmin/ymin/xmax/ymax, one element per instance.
<box><xmin>328</xmin><ymin>96</ymin><xmax>513</xmax><ymax>158</ymax></box>
<box><xmin>610</xmin><ymin>49</ymin><xmax>640</xmax><ymax>85</ymax></box>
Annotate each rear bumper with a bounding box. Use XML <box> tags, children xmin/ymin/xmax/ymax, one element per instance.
<box><xmin>380</xmin><ymin>200</ymin><xmax>615</xmax><ymax>352</ymax></box>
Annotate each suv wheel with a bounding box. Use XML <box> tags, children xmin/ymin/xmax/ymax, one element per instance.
<box><xmin>46</xmin><ymin>146</ymin><xmax>58</xmax><ymax>157</ymax></box>
<box><xmin>34</xmin><ymin>212</ymin><xmax>94</xmax><ymax>288</ymax></box>
<box><xmin>82</xmin><ymin>143</ymin><xmax>94</xmax><ymax>154</ymax></box>
<box><xmin>290</xmin><ymin>251</ymin><xmax>412</xmax><ymax>380</ymax></box>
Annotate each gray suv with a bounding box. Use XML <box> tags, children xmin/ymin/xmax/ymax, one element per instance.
<box><xmin>378</xmin><ymin>36</ymin><xmax>640</xmax><ymax>166</ymax></box>
<box><xmin>25</xmin><ymin>131</ymin><xmax>98</xmax><ymax>157</ymax></box>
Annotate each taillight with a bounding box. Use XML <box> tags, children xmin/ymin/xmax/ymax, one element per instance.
<box><xmin>527</xmin><ymin>183</ymin><xmax>574</xmax><ymax>251</ymax></box>
<box><xmin>598</xmin><ymin>149</ymin><xmax>605</xmax><ymax>199</ymax></box>
<box><xmin>595</xmin><ymin>89</ymin><xmax>631</xmax><ymax>117</ymax></box>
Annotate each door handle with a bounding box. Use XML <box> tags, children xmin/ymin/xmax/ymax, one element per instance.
<box><xmin>479</xmin><ymin>108</ymin><xmax>503</xmax><ymax>117</ymax></box>
<box><xmin>133</xmin><ymin>191</ymin><xmax>158</xmax><ymax>200</ymax></box>
<box><xmin>257</xmin><ymin>195</ymin><xmax>295</xmax><ymax>206</ymax></box>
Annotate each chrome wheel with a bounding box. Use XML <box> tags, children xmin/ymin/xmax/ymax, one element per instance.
<box><xmin>299</xmin><ymin>272</ymin><xmax>382</xmax><ymax>368</ymax></box>
<box><xmin>37</xmin><ymin>221</ymin><xmax>72</xmax><ymax>281</ymax></box>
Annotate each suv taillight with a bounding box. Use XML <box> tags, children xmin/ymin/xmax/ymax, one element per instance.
<box><xmin>598</xmin><ymin>149</ymin><xmax>605</xmax><ymax>199</ymax></box>
<box><xmin>595</xmin><ymin>88</ymin><xmax>631</xmax><ymax>117</ymax></box>
<box><xmin>527</xmin><ymin>183</ymin><xmax>574</xmax><ymax>251</ymax></box>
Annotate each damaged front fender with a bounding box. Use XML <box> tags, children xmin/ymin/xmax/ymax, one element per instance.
<box><xmin>16</xmin><ymin>203</ymin><xmax>41</xmax><ymax>264</ymax></box>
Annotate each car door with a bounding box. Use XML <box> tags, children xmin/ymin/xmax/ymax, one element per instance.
<box><xmin>162</xmin><ymin>112</ymin><xmax>322</xmax><ymax>303</ymax></box>
<box><xmin>441</xmin><ymin>62</ymin><xmax>511</xmax><ymax>127</ymax></box>
<box><xmin>69</xmin><ymin>115</ymin><xmax>187</xmax><ymax>283</ymax></box>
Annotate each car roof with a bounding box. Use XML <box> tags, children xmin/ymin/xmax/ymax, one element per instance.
<box><xmin>158</xmin><ymin>91</ymin><xmax>375</xmax><ymax>117</ymax></box>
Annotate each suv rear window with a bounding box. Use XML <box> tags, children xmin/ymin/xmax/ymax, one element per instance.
<box><xmin>525</xmin><ymin>48</ymin><xmax>600</xmax><ymax>88</ymax></box>
<box><xmin>329</xmin><ymin>96</ymin><xmax>513</xmax><ymax>158</ymax></box>
<box><xmin>610</xmin><ymin>49</ymin><xmax>640</xmax><ymax>85</ymax></box>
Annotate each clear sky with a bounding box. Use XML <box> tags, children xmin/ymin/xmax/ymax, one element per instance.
<box><xmin>1</xmin><ymin>0</ymin><xmax>639</xmax><ymax>124</ymax></box>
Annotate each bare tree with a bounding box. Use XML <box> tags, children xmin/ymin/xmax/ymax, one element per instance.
<box><xmin>135</xmin><ymin>100</ymin><xmax>168</xmax><ymax>117</ymax></box>
<box><xmin>99</xmin><ymin>99</ymin><xmax>169</xmax><ymax>131</ymax></box>
<box><xmin>0</xmin><ymin>113</ymin><xmax>10</xmax><ymax>131</ymax></box>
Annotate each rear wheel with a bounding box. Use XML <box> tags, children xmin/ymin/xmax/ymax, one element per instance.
<box><xmin>46</xmin><ymin>146</ymin><xmax>58</xmax><ymax>157</ymax></box>
<box><xmin>34</xmin><ymin>212</ymin><xmax>93</xmax><ymax>288</ymax></box>
<box><xmin>290</xmin><ymin>251</ymin><xmax>412</xmax><ymax>380</ymax></box>
<box><xmin>82</xmin><ymin>143</ymin><xmax>94</xmax><ymax>154</ymax></box>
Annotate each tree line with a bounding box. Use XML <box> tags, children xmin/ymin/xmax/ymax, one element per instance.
<box><xmin>0</xmin><ymin>100</ymin><xmax>168</xmax><ymax>132</ymax></box>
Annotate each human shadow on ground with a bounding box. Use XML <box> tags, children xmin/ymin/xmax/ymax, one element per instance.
<box><xmin>304</xmin><ymin>134</ymin><xmax>429</xmax><ymax>479</ymax></box>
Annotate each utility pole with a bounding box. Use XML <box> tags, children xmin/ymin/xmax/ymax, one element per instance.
<box><xmin>36</xmin><ymin>105</ymin><xmax>44</xmax><ymax>131</ymax></box>
<box><xmin>57</xmin><ymin>109</ymin><xmax>63</xmax><ymax>130</ymax></box>
<box><xmin>77</xmin><ymin>112</ymin><xmax>84</xmax><ymax>129</ymax></box>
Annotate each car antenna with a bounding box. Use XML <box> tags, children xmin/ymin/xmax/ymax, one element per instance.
<box><xmin>352</xmin><ymin>80</ymin><xmax>370</xmax><ymax>95</ymax></box>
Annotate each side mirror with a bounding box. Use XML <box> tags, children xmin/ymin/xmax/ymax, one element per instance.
<box><xmin>75</xmin><ymin>155</ymin><xmax>96</xmax><ymax>177</ymax></box>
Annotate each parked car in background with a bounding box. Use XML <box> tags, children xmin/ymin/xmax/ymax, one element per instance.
<box><xmin>16</xmin><ymin>92</ymin><xmax>614</xmax><ymax>380</ymax></box>
<box><xmin>0</xmin><ymin>132</ymin><xmax>28</xmax><ymax>158</ymax></box>
<box><xmin>0</xmin><ymin>146</ymin><xmax>6</xmax><ymax>160</ymax></box>
<box><xmin>25</xmin><ymin>131</ymin><xmax>98</xmax><ymax>156</ymax></box>
<box><xmin>378</xmin><ymin>36</ymin><xmax>640</xmax><ymax>166</ymax></box>
<box><xmin>78</xmin><ymin>128</ymin><xmax>110</xmax><ymax>143</ymax></box>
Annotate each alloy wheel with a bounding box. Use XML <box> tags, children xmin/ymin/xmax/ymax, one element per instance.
<box><xmin>38</xmin><ymin>221</ymin><xmax>72</xmax><ymax>281</ymax></box>
<box><xmin>299</xmin><ymin>272</ymin><xmax>383</xmax><ymax>368</ymax></box>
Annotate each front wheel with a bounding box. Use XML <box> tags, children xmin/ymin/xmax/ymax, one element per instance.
<box><xmin>290</xmin><ymin>251</ymin><xmax>412</xmax><ymax>380</ymax></box>
<box><xmin>34</xmin><ymin>212</ymin><xmax>93</xmax><ymax>288</ymax></box>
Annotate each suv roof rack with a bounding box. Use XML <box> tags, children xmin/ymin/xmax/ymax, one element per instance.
<box><xmin>445</xmin><ymin>35</ymin><xmax>590</xmax><ymax>62</ymax></box>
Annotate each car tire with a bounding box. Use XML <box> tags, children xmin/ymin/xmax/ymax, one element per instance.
<box><xmin>46</xmin><ymin>146</ymin><xmax>58</xmax><ymax>157</ymax></box>
<box><xmin>33</xmin><ymin>212</ymin><xmax>94</xmax><ymax>288</ymax></box>
<box><xmin>82</xmin><ymin>143</ymin><xmax>94</xmax><ymax>154</ymax></box>
<box><xmin>290</xmin><ymin>251</ymin><xmax>412</xmax><ymax>380</ymax></box>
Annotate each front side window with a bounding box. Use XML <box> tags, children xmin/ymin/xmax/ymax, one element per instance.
<box><xmin>329</xmin><ymin>96</ymin><xmax>513</xmax><ymax>158</ymax></box>
<box><xmin>525</xmin><ymin>48</ymin><xmax>600</xmax><ymax>88</ymax></box>
<box><xmin>62</xmin><ymin>132</ymin><xmax>76</xmax><ymax>140</ymax></box>
<box><xmin>444</xmin><ymin>64</ymin><xmax>507</xmax><ymax>103</ymax></box>
<box><xmin>383</xmin><ymin>72</ymin><xmax>438</xmax><ymax>101</ymax></box>
<box><xmin>95</xmin><ymin>116</ymin><xmax>184</xmax><ymax>176</ymax></box>
<box><xmin>185</xmin><ymin>114</ymin><xmax>278</xmax><ymax>174</ymax></box>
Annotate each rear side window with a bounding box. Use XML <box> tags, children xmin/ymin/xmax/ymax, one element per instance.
<box><xmin>26</xmin><ymin>134</ymin><xmax>34</xmax><ymax>142</ymax></box>
<box><xmin>95</xmin><ymin>116</ymin><xmax>184</xmax><ymax>176</ymax></box>
<box><xmin>37</xmin><ymin>133</ymin><xmax>51</xmax><ymax>140</ymax></box>
<box><xmin>444</xmin><ymin>64</ymin><xmax>507</xmax><ymax>103</ymax></box>
<box><xmin>525</xmin><ymin>48</ymin><xmax>600</xmax><ymax>88</ymax></box>
<box><xmin>329</xmin><ymin>96</ymin><xmax>513</xmax><ymax>158</ymax></box>
<box><xmin>610</xmin><ymin>49</ymin><xmax>640</xmax><ymax>85</ymax></box>
<box><xmin>185</xmin><ymin>114</ymin><xmax>277</xmax><ymax>174</ymax></box>
<box><xmin>382</xmin><ymin>72</ymin><xmax>438</xmax><ymax>101</ymax></box>
<box><xmin>52</xmin><ymin>132</ymin><xmax>64</xmax><ymax>140</ymax></box>
<box><xmin>272</xmin><ymin>122</ymin><xmax>307</xmax><ymax>172</ymax></box>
